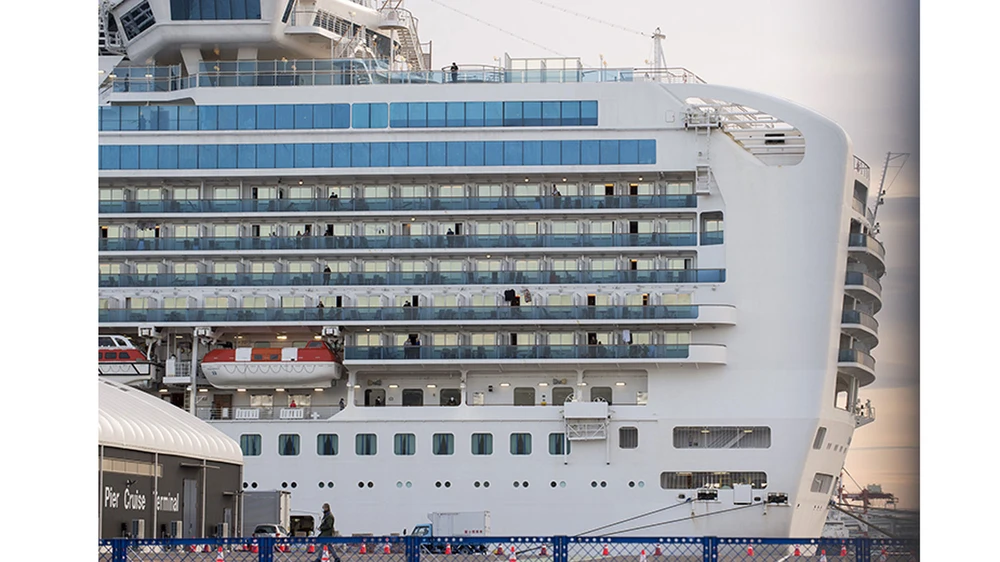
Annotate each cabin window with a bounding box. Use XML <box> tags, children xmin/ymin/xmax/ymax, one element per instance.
<box><xmin>103</xmin><ymin>352</ymin><xmax>117</xmax><ymax>359</ymax></box>
<box><xmin>548</xmin><ymin>433</ymin><xmax>570</xmax><ymax>455</ymax></box>
<box><xmin>432</xmin><ymin>433</ymin><xmax>455</xmax><ymax>455</ymax></box>
<box><xmin>590</xmin><ymin>386</ymin><xmax>613</xmax><ymax>404</ymax></box>
<box><xmin>401</xmin><ymin>389</ymin><xmax>423</xmax><ymax>406</ymax></box>
<box><xmin>99</xmin><ymin>336</ymin><xmax>115</xmax><ymax>347</ymax></box>
<box><xmin>673</xmin><ymin>427</ymin><xmax>772</xmax><ymax>449</ymax></box>
<box><xmin>510</xmin><ymin>433</ymin><xmax>532</xmax><ymax>455</ymax></box>
<box><xmin>513</xmin><ymin>387</ymin><xmax>535</xmax><ymax>406</ymax></box>
<box><xmin>278</xmin><ymin>434</ymin><xmax>300</xmax><ymax>456</ymax></box>
<box><xmin>619</xmin><ymin>427</ymin><xmax>639</xmax><ymax>449</ymax></box>
<box><xmin>394</xmin><ymin>433</ymin><xmax>416</xmax><ymax>456</ymax></box>
<box><xmin>440</xmin><ymin>388</ymin><xmax>461</xmax><ymax>406</ymax></box>
<box><xmin>355</xmin><ymin>434</ymin><xmax>377</xmax><ymax>456</ymax></box>
<box><xmin>471</xmin><ymin>433</ymin><xmax>493</xmax><ymax>455</ymax></box>
<box><xmin>659</xmin><ymin>471</ymin><xmax>768</xmax><ymax>490</ymax></box>
<box><xmin>811</xmin><ymin>473</ymin><xmax>835</xmax><ymax>494</ymax></box>
<box><xmin>316</xmin><ymin>434</ymin><xmax>338</xmax><ymax>456</ymax></box>
<box><xmin>240</xmin><ymin>434</ymin><xmax>261</xmax><ymax>456</ymax></box>
<box><xmin>813</xmin><ymin>427</ymin><xmax>827</xmax><ymax>450</ymax></box>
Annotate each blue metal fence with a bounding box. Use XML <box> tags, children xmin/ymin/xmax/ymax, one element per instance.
<box><xmin>98</xmin><ymin>535</ymin><xmax>919</xmax><ymax>561</ymax></box>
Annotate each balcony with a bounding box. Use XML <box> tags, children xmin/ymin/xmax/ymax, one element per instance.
<box><xmin>98</xmin><ymin>232</ymin><xmax>703</xmax><ymax>254</ymax></box>
<box><xmin>844</xmin><ymin>271</ymin><xmax>883</xmax><ymax>313</ymax></box>
<box><xmin>837</xmin><ymin>348</ymin><xmax>876</xmax><ymax>386</ymax></box>
<box><xmin>97</xmin><ymin>194</ymin><xmax>698</xmax><ymax>215</ymax></box>
<box><xmin>841</xmin><ymin>310</ymin><xmax>879</xmax><ymax>349</ymax></box>
<box><xmin>848</xmin><ymin>233</ymin><xmax>886</xmax><ymax>277</ymax></box>
<box><xmin>99</xmin><ymin>268</ymin><xmax>727</xmax><ymax>288</ymax></box>
<box><xmin>99</xmin><ymin>304</ymin><xmax>738</xmax><ymax>327</ymax></box>
<box><xmin>344</xmin><ymin>343</ymin><xmax>726</xmax><ymax>366</ymax></box>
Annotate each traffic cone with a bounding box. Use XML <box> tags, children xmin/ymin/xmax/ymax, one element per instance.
<box><xmin>446</xmin><ymin>544</ymin><xmax>452</xmax><ymax>555</ymax></box>
<box><xmin>361</xmin><ymin>542</ymin><xmax>368</xmax><ymax>554</ymax></box>
<box><xmin>322</xmin><ymin>545</ymin><xmax>332</xmax><ymax>562</ymax></box>
<box><xmin>251</xmin><ymin>541</ymin><xmax>259</xmax><ymax>554</ymax></box>
<box><xmin>216</xmin><ymin>546</ymin><xmax>225</xmax><ymax>562</ymax></box>
<box><xmin>653</xmin><ymin>546</ymin><xmax>662</xmax><ymax>556</ymax></box>
<box><xmin>204</xmin><ymin>544</ymin><xmax>212</xmax><ymax>552</ymax></box>
<box><xmin>639</xmin><ymin>549</ymin><xmax>647</xmax><ymax>562</ymax></box>
<box><xmin>819</xmin><ymin>549</ymin><xmax>827</xmax><ymax>562</ymax></box>
<box><xmin>495</xmin><ymin>547</ymin><xmax>504</xmax><ymax>556</ymax></box>
<box><xmin>878</xmin><ymin>548</ymin><xmax>887</xmax><ymax>562</ymax></box>
<box><xmin>540</xmin><ymin>545</ymin><xmax>548</xmax><ymax>556</ymax></box>
<box><xmin>793</xmin><ymin>546</ymin><xmax>801</xmax><ymax>556</ymax></box>
<box><xmin>839</xmin><ymin>545</ymin><xmax>847</xmax><ymax>556</ymax></box>
<box><xmin>309</xmin><ymin>543</ymin><xmax>317</xmax><ymax>554</ymax></box>
<box><xmin>747</xmin><ymin>545</ymin><xmax>754</xmax><ymax>556</ymax></box>
<box><xmin>602</xmin><ymin>545</ymin><xmax>609</xmax><ymax>556</ymax></box>
<box><xmin>385</xmin><ymin>542</ymin><xmax>391</xmax><ymax>554</ymax></box>
<box><xmin>509</xmin><ymin>545</ymin><xmax>517</xmax><ymax>562</ymax></box>
<box><xmin>279</xmin><ymin>542</ymin><xmax>289</xmax><ymax>553</ymax></box>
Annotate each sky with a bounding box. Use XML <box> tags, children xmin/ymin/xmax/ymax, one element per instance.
<box><xmin>407</xmin><ymin>0</ymin><xmax>922</xmax><ymax>509</ymax></box>
<box><xmin>4</xmin><ymin>1</ymin><xmax>997</xmax><ymax>555</ymax></box>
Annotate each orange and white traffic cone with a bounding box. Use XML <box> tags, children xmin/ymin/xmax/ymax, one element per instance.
<box><xmin>540</xmin><ymin>545</ymin><xmax>548</xmax><ymax>556</ymax></box>
<box><xmin>639</xmin><ymin>548</ymin><xmax>647</xmax><ymax>562</ymax></box>
<box><xmin>793</xmin><ymin>546</ymin><xmax>801</xmax><ymax>556</ymax></box>
<box><xmin>446</xmin><ymin>544</ymin><xmax>452</xmax><ymax>555</ymax></box>
<box><xmin>385</xmin><ymin>541</ymin><xmax>391</xmax><ymax>554</ymax></box>
<box><xmin>361</xmin><ymin>543</ymin><xmax>368</xmax><ymax>554</ymax></box>
<box><xmin>203</xmin><ymin>544</ymin><xmax>212</xmax><ymax>552</ymax></box>
<box><xmin>509</xmin><ymin>545</ymin><xmax>517</xmax><ymax>562</ymax></box>
<box><xmin>747</xmin><ymin>545</ymin><xmax>754</xmax><ymax>556</ymax></box>
<box><xmin>251</xmin><ymin>541</ymin><xmax>259</xmax><ymax>554</ymax></box>
<box><xmin>322</xmin><ymin>545</ymin><xmax>332</xmax><ymax>562</ymax></box>
<box><xmin>308</xmin><ymin>543</ymin><xmax>317</xmax><ymax>554</ymax></box>
<box><xmin>653</xmin><ymin>546</ymin><xmax>662</xmax><ymax>556</ymax></box>
<box><xmin>215</xmin><ymin>546</ymin><xmax>225</xmax><ymax>562</ymax></box>
<box><xmin>602</xmin><ymin>545</ymin><xmax>609</xmax><ymax>556</ymax></box>
<box><xmin>819</xmin><ymin>549</ymin><xmax>827</xmax><ymax>562</ymax></box>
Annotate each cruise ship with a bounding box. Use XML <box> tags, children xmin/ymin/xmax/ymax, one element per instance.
<box><xmin>97</xmin><ymin>0</ymin><xmax>887</xmax><ymax>539</ymax></box>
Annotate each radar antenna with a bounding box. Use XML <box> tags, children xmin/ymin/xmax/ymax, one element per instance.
<box><xmin>870</xmin><ymin>152</ymin><xmax>910</xmax><ymax>228</ymax></box>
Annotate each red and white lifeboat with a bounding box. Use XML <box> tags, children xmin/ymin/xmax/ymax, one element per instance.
<box><xmin>200</xmin><ymin>341</ymin><xmax>343</xmax><ymax>389</ymax></box>
<box><xmin>99</xmin><ymin>335</ymin><xmax>155</xmax><ymax>385</ymax></box>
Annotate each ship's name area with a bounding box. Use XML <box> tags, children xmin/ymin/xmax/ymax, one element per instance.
<box><xmin>104</xmin><ymin>486</ymin><xmax>180</xmax><ymax>512</ymax></box>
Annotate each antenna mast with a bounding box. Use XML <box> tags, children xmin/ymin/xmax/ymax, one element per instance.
<box><xmin>870</xmin><ymin>152</ymin><xmax>910</xmax><ymax>228</ymax></box>
<box><xmin>651</xmin><ymin>27</ymin><xmax>666</xmax><ymax>72</ymax></box>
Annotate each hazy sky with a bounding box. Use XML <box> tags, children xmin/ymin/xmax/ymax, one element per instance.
<box><xmin>407</xmin><ymin>0</ymin><xmax>921</xmax><ymax>508</ymax></box>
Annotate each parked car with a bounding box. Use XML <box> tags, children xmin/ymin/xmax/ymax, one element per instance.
<box><xmin>251</xmin><ymin>524</ymin><xmax>289</xmax><ymax>538</ymax></box>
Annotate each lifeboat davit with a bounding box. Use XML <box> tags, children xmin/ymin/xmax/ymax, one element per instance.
<box><xmin>99</xmin><ymin>335</ymin><xmax>155</xmax><ymax>385</ymax></box>
<box><xmin>201</xmin><ymin>341</ymin><xmax>343</xmax><ymax>389</ymax></box>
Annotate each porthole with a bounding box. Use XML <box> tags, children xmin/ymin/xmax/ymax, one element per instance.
<box><xmin>513</xmin><ymin>481</ymin><xmax>520</xmax><ymax>488</ymax></box>
<box><xmin>591</xmin><ymin>481</ymin><xmax>598</xmax><ymax>488</ymax></box>
<box><xmin>251</xmin><ymin>482</ymin><xmax>258</xmax><ymax>489</ymax></box>
<box><xmin>406</xmin><ymin>481</ymin><xmax>412</xmax><ymax>488</ymax></box>
<box><xmin>396</xmin><ymin>482</ymin><xmax>403</xmax><ymax>488</ymax></box>
<box><xmin>445</xmin><ymin>481</ymin><xmax>451</xmax><ymax>488</ymax></box>
<box><xmin>550</xmin><ymin>481</ymin><xmax>557</xmax><ymax>488</ymax></box>
<box><xmin>483</xmin><ymin>481</ymin><xmax>490</xmax><ymax>488</ymax></box>
<box><xmin>281</xmin><ymin>482</ymin><xmax>288</xmax><ymax>488</ymax></box>
<box><xmin>242</xmin><ymin>482</ymin><xmax>249</xmax><ymax>489</ymax></box>
<box><xmin>559</xmin><ymin>481</ymin><xmax>566</xmax><ymax>488</ymax></box>
<box><xmin>474</xmin><ymin>481</ymin><xmax>481</xmax><ymax>488</ymax></box>
<box><xmin>367</xmin><ymin>481</ymin><xmax>374</xmax><ymax>488</ymax></box>
<box><xmin>319</xmin><ymin>482</ymin><xmax>325</xmax><ymax>488</ymax></box>
<box><xmin>600</xmin><ymin>481</ymin><xmax>607</xmax><ymax>488</ymax></box>
<box><xmin>638</xmin><ymin>481</ymin><xmax>645</xmax><ymax>488</ymax></box>
<box><xmin>358</xmin><ymin>482</ymin><xmax>365</xmax><ymax>488</ymax></box>
<box><xmin>328</xmin><ymin>482</ymin><xmax>334</xmax><ymax>488</ymax></box>
<box><xmin>436</xmin><ymin>482</ymin><xmax>442</xmax><ymax>488</ymax></box>
<box><xmin>291</xmin><ymin>482</ymin><xmax>297</xmax><ymax>488</ymax></box>
<box><xmin>629</xmin><ymin>481</ymin><xmax>635</xmax><ymax>488</ymax></box>
<box><xmin>522</xmin><ymin>481</ymin><xmax>529</xmax><ymax>488</ymax></box>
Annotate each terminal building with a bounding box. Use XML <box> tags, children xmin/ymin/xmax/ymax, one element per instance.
<box><xmin>98</xmin><ymin>379</ymin><xmax>243</xmax><ymax>539</ymax></box>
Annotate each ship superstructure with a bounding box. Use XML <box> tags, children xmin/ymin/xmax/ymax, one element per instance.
<box><xmin>98</xmin><ymin>0</ymin><xmax>885</xmax><ymax>538</ymax></box>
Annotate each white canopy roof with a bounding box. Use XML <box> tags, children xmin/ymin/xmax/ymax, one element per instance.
<box><xmin>98</xmin><ymin>379</ymin><xmax>243</xmax><ymax>465</ymax></box>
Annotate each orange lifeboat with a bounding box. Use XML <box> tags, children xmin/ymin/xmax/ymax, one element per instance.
<box><xmin>201</xmin><ymin>341</ymin><xmax>343</xmax><ymax>389</ymax></box>
<box><xmin>99</xmin><ymin>335</ymin><xmax>155</xmax><ymax>385</ymax></box>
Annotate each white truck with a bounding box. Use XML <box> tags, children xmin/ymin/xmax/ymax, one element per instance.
<box><xmin>411</xmin><ymin>511</ymin><xmax>491</xmax><ymax>553</ymax></box>
<box><xmin>241</xmin><ymin>490</ymin><xmax>291</xmax><ymax>537</ymax></box>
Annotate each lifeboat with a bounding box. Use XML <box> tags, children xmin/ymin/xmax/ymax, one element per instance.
<box><xmin>99</xmin><ymin>334</ymin><xmax>155</xmax><ymax>385</ymax></box>
<box><xmin>200</xmin><ymin>341</ymin><xmax>343</xmax><ymax>389</ymax></box>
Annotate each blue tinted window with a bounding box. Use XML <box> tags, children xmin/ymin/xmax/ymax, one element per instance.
<box><xmin>237</xmin><ymin>105</ymin><xmax>256</xmax><ymax>129</ymax></box>
<box><xmin>313</xmin><ymin>104</ymin><xmax>332</xmax><ymax>128</ymax></box>
<box><xmin>100</xmin><ymin>106</ymin><xmax>119</xmax><ymax>131</ymax></box>
<box><xmin>217</xmin><ymin>1</ymin><xmax>231</xmax><ymax>19</ymax></box>
<box><xmin>275</xmin><ymin>144</ymin><xmax>294</xmax><ymax>168</ymax></box>
<box><xmin>427</xmin><ymin>102</ymin><xmax>446</xmax><ymax>127</ymax></box>
<box><xmin>231</xmin><ymin>0</ymin><xmax>247</xmax><ymax>19</ymax></box>
<box><xmin>503</xmin><ymin>141</ymin><xmax>522</xmax><ymax>165</ymax></box>
<box><xmin>542</xmin><ymin>102</ymin><xmax>560</xmax><ymax>126</ymax></box>
<box><xmin>351</xmin><ymin>143</ymin><xmax>370</xmax><ymax>167</ymax></box>
<box><xmin>370</xmin><ymin>142</ymin><xmax>389</xmax><ymax>167</ymax></box>
<box><xmin>202</xmin><ymin>0</ymin><xmax>216</xmax><ymax>18</ymax></box>
<box><xmin>523</xmin><ymin>102</ymin><xmax>542</xmax><ymax>126</ymax></box>
<box><xmin>198</xmin><ymin>145</ymin><xmax>218</xmax><ymax>169</ymax></box>
<box><xmin>503</xmin><ymin>102</ymin><xmax>523</xmax><ymax>127</ymax></box>
<box><xmin>408</xmin><ymin>142</ymin><xmax>427</xmax><ymax>166</ymax></box>
<box><xmin>561</xmin><ymin>141</ymin><xmax>580</xmax><ymax>165</ymax></box>
<box><xmin>218</xmin><ymin>144</ymin><xmax>238</xmax><ymax>168</ymax></box>
<box><xmin>158</xmin><ymin>145</ymin><xmax>178</xmax><ymax>169</ymax></box>
<box><xmin>370</xmin><ymin>103</ymin><xmax>388</xmax><ymax>128</ymax></box>
<box><xmin>313</xmin><ymin>143</ymin><xmax>332</xmax><ymax>168</ymax></box>
<box><xmin>333</xmin><ymin>104</ymin><xmax>351</xmax><ymax>128</ymax></box>
<box><xmin>390</xmin><ymin>103</ymin><xmax>408</xmax><ymax>128</ymax></box>
<box><xmin>294</xmin><ymin>104</ymin><xmax>312</xmax><ymax>129</ymax></box>
<box><xmin>120</xmin><ymin>106</ymin><xmax>139</xmax><ymax>131</ymax></box>
<box><xmin>238</xmin><ymin>144</ymin><xmax>256</xmax><ymax>168</ymax></box>
<box><xmin>139</xmin><ymin>145</ymin><xmax>158</xmax><ymax>169</ymax></box>
<box><xmin>352</xmin><ymin>104</ymin><xmax>369</xmax><ymax>128</ymax></box>
<box><xmin>447</xmin><ymin>142</ymin><xmax>465</xmax><ymax>166</ymax></box>
<box><xmin>171</xmin><ymin>0</ymin><xmax>262</xmax><ymax>20</ymax></box>
<box><xmin>523</xmin><ymin>141</ymin><xmax>542</xmax><ymax>165</ymax></box>
<box><xmin>158</xmin><ymin>106</ymin><xmax>178</xmax><ymax>130</ymax></box>
<box><xmin>256</xmin><ymin>144</ymin><xmax>275</xmax><ymax>168</ymax></box>
<box><xmin>600</xmin><ymin>140</ymin><xmax>619</xmax><ymax>164</ymax></box>
<box><xmin>333</xmin><ymin>144</ymin><xmax>351</xmax><ymax>167</ymax></box>
<box><xmin>581</xmin><ymin>100</ymin><xmax>598</xmax><ymax>126</ymax></box>
<box><xmin>256</xmin><ymin>105</ymin><xmax>275</xmax><ymax>129</ymax></box>
<box><xmin>178</xmin><ymin>145</ymin><xmax>198</xmax><ymax>168</ymax></box>
<box><xmin>139</xmin><ymin>107</ymin><xmax>157</xmax><ymax>131</ymax></box>
<box><xmin>485</xmin><ymin>102</ymin><xmax>503</xmax><ymax>127</ymax></box>
<box><xmin>294</xmin><ymin>144</ymin><xmax>312</xmax><ymax>167</ymax></box>
<box><xmin>638</xmin><ymin>140</ymin><xmax>656</xmax><ymax>164</ymax></box>
<box><xmin>428</xmin><ymin>142</ymin><xmax>446</xmax><ymax>166</ymax></box>
<box><xmin>465</xmin><ymin>102</ymin><xmax>484</xmax><ymax>127</ymax></box>
<box><xmin>408</xmin><ymin>103</ymin><xmax>426</xmax><ymax>128</ymax></box>
<box><xmin>198</xmin><ymin>106</ymin><xmax>217</xmax><ymax>130</ymax></box>
<box><xmin>561</xmin><ymin>101</ymin><xmax>580</xmax><ymax>126</ymax></box>
<box><xmin>465</xmin><ymin>141</ymin><xmax>484</xmax><ymax>166</ymax></box>
<box><xmin>178</xmin><ymin>106</ymin><xmax>198</xmax><ymax>130</ymax></box>
<box><xmin>120</xmin><ymin>146</ymin><xmax>139</xmax><ymax>169</ymax></box>
<box><xmin>218</xmin><ymin>105</ymin><xmax>238</xmax><ymax>130</ymax></box>
<box><xmin>100</xmin><ymin>145</ymin><xmax>119</xmax><ymax>169</ymax></box>
<box><xmin>390</xmin><ymin>143</ymin><xmax>408</xmax><ymax>167</ymax></box>
<box><xmin>275</xmin><ymin>105</ymin><xmax>294</xmax><ymax>129</ymax></box>
<box><xmin>446</xmin><ymin>102</ymin><xmax>465</xmax><ymax>127</ymax></box>
<box><xmin>485</xmin><ymin>141</ymin><xmax>503</xmax><ymax>165</ymax></box>
<box><xmin>618</xmin><ymin>140</ymin><xmax>639</xmax><ymax>165</ymax></box>
<box><xmin>581</xmin><ymin>141</ymin><xmax>599</xmax><ymax>165</ymax></box>
<box><xmin>542</xmin><ymin>141</ymin><xmax>561</xmax><ymax>165</ymax></box>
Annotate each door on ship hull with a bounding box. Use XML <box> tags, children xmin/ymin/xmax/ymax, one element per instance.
<box><xmin>364</xmin><ymin>388</ymin><xmax>385</xmax><ymax>406</ymax></box>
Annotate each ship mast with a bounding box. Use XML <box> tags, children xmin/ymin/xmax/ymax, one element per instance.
<box><xmin>651</xmin><ymin>27</ymin><xmax>667</xmax><ymax>72</ymax></box>
<box><xmin>870</xmin><ymin>151</ymin><xmax>910</xmax><ymax>228</ymax></box>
